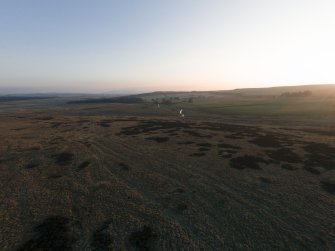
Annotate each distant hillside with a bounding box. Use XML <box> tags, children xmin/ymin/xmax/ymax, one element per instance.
<box><xmin>224</xmin><ymin>84</ymin><xmax>335</xmax><ymax>97</ymax></box>
<box><xmin>132</xmin><ymin>84</ymin><xmax>335</xmax><ymax>99</ymax></box>
<box><xmin>64</xmin><ymin>84</ymin><xmax>335</xmax><ymax>105</ymax></box>
<box><xmin>0</xmin><ymin>96</ymin><xmax>55</xmax><ymax>102</ymax></box>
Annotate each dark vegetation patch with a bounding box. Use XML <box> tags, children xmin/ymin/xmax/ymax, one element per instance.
<box><xmin>119</xmin><ymin>162</ymin><xmax>130</xmax><ymax>171</ymax></box>
<box><xmin>49</xmin><ymin>137</ymin><xmax>65</xmax><ymax>145</ymax></box>
<box><xmin>230</xmin><ymin>155</ymin><xmax>267</xmax><ymax>170</ymax></box>
<box><xmin>197</xmin><ymin>143</ymin><xmax>212</xmax><ymax>147</ymax></box>
<box><xmin>281</xmin><ymin>164</ymin><xmax>297</xmax><ymax>170</ymax></box>
<box><xmin>172</xmin><ymin>188</ymin><xmax>185</xmax><ymax>194</ymax></box>
<box><xmin>178</xmin><ymin>141</ymin><xmax>194</xmax><ymax>145</ymax></box>
<box><xmin>52</xmin><ymin>152</ymin><xmax>74</xmax><ymax>166</ymax></box>
<box><xmin>198</xmin><ymin>122</ymin><xmax>259</xmax><ymax>136</ymax></box>
<box><xmin>303</xmin><ymin>143</ymin><xmax>335</xmax><ymax>170</ymax></box>
<box><xmin>176</xmin><ymin>203</ymin><xmax>188</xmax><ymax>212</ymax></box>
<box><xmin>183</xmin><ymin>130</ymin><xmax>211</xmax><ymax>138</ymax></box>
<box><xmin>213</xmin><ymin>199</ymin><xmax>225</xmax><ymax>209</ymax></box>
<box><xmin>129</xmin><ymin>226</ymin><xmax>156</xmax><ymax>251</ymax></box>
<box><xmin>227</xmin><ymin>149</ymin><xmax>237</xmax><ymax>154</ymax></box>
<box><xmin>84</xmin><ymin>142</ymin><xmax>91</xmax><ymax>147</ymax></box>
<box><xmin>304</xmin><ymin>166</ymin><xmax>323</xmax><ymax>175</ymax></box>
<box><xmin>120</xmin><ymin>120</ymin><xmax>190</xmax><ymax>136</ymax></box>
<box><xmin>77</xmin><ymin>119</ymin><xmax>90</xmax><ymax>124</ymax></box>
<box><xmin>49</xmin><ymin>174</ymin><xmax>63</xmax><ymax>179</ymax></box>
<box><xmin>225</xmin><ymin>134</ymin><xmax>245</xmax><ymax>139</ymax></box>
<box><xmin>98</xmin><ymin>119</ymin><xmax>112</xmax><ymax>127</ymax></box>
<box><xmin>28</xmin><ymin>146</ymin><xmax>41</xmax><ymax>151</ymax></box>
<box><xmin>12</xmin><ymin>127</ymin><xmax>28</xmax><ymax>131</ymax></box>
<box><xmin>35</xmin><ymin>116</ymin><xmax>54</xmax><ymax>121</ymax></box>
<box><xmin>217</xmin><ymin>143</ymin><xmax>240</xmax><ymax>149</ymax></box>
<box><xmin>60</xmin><ymin>129</ymin><xmax>73</xmax><ymax>133</ymax></box>
<box><xmin>49</xmin><ymin>122</ymin><xmax>62</xmax><ymax>128</ymax></box>
<box><xmin>25</xmin><ymin>162</ymin><xmax>39</xmax><ymax>169</ymax></box>
<box><xmin>145</xmin><ymin>136</ymin><xmax>169</xmax><ymax>143</ymax></box>
<box><xmin>166</xmin><ymin>129</ymin><xmax>177</xmax><ymax>133</ymax></box>
<box><xmin>321</xmin><ymin>181</ymin><xmax>335</xmax><ymax>194</ymax></box>
<box><xmin>190</xmin><ymin>152</ymin><xmax>206</xmax><ymax>157</ymax></box>
<box><xmin>266</xmin><ymin>148</ymin><xmax>300</xmax><ymax>163</ymax></box>
<box><xmin>98</xmin><ymin>121</ymin><xmax>110</xmax><ymax>127</ymax></box>
<box><xmin>249</xmin><ymin>134</ymin><xmax>282</xmax><ymax>148</ymax></box>
<box><xmin>77</xmin><ymin>161</ymin><xmax>90</xmax><ymax>170</ymax></box>
<box><xmin>91</xmin><ymin>220</ymin><xmax>114</xmax><ymax>251</ymax></box>
<box><xmin>109</xmin><ymin>118</ymin><xmax>139</xmax><ymax>123</ymax></box>
<box><xmin>259</xmin><ymin>177</ymin><xmax>272</xmax><ymax>183</ymax></box>
<box><xmin>198</xmin><ymin>147</ymin><xmax>210</xmax><ymax>152</ymax></box>
<box><xmin>68</xmin><ymin>96</ymin><xmax>143</xmax><ymax>104</ymax></box>
<box><xmin>16</xmin><ymin>216</ymin><xmax>75</xmax><ymax>251</ymax></box>
<box><xmin>119</xmin><ymin>120</ymin><xmax>217</xmax><ymax>139</ymax></box>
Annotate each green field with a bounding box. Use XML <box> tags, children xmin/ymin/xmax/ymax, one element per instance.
<box><xmin>191</xmin><ymin>96</ymin><xmax>335</xmax><ymax>118</ymax></box>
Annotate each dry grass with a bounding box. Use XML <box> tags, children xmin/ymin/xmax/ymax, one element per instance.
<box><xmin>1</xmin><ymin>99</ymin><xmax>335</xmax><ymax>250</ymax></box>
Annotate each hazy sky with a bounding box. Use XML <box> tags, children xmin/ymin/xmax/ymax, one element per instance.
<box><xmin>1</xmin><ymin>0</ymin><xmax>334</xmax><ymax>93</ymax></box>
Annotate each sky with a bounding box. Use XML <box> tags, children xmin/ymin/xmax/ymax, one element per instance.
<box><xmin>0</xmin><ymin>0</ymin><xmax>335</xmax><ymax>93</ymax></box>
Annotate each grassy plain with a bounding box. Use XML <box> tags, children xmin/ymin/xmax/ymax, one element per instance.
<box><xmin>1</xmin><ymin>85</ymin><xmax>335</xmax><ymax>250</ymax></box>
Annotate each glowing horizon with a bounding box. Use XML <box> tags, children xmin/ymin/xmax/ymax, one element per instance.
<box><xmin>1</xmin><ymin>0</ymin><xmax>334</xmax><ymax>93</ymax></box>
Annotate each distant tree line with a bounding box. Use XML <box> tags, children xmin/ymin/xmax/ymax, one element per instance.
<box><xmin>68</xmin><ymin>96</ymin><xmax>143</xmax><ymax>104</ymax></box>
<box><xmin>152</xmin><ymin>97</ymin><xmax>194</xmax><ymax>105</ymax></box>
<box><xmin>0</xmin><ymin>96</ymin><xmax>55</xmax><ymax>102</ymax></box>
<box><xmin>280</xmin><ymin>90</ymin><xmax>312</xmax><ymax>98</ymax></box>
